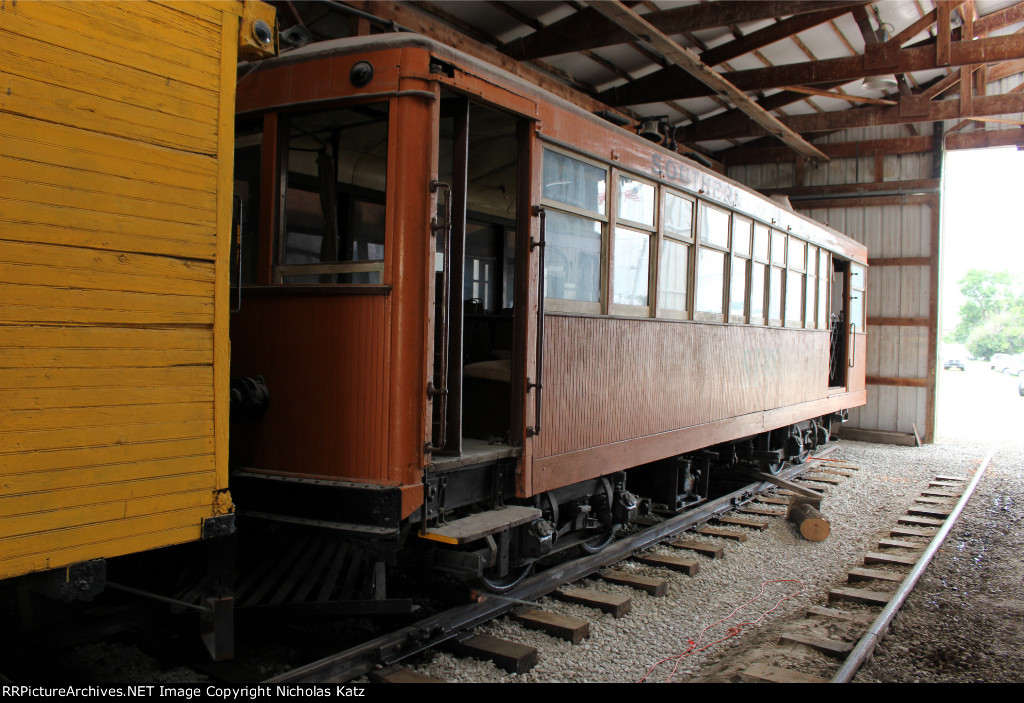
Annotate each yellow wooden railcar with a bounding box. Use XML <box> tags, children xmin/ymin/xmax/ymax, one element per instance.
<box><xmin>0</xmin><ymin>1</ymin><xmax>275</xmax><ymax>584</ymax></box>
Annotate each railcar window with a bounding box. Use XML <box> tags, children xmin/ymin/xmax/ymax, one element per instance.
<box><xmin>818</xmin><ymin>251</ymin><xmax>830</xmax><ymax>330</ymax></box>
<box><xmin>695</xmin><ymin>203</ymin><xmax>730</xmax><ymax>320</ymax></box>
<box><xmin>544</xmin><ymin>210</ymin><xmax>602</xmax><ymax>307</ymax></box>
<box><xmin>768</xmin><ymin>230</ymin><xmax>786</xmax><ymax>326</ymax></box>
<box><xmin>278</xmin><ymin>103</ymin><xmax>388</xmax><ymax>284</ymax></box>
<box><xmin>750</xmin><ymin>222</ymin><xmax>770</xmax><ymax>325</ymax></box>
<box><xmin>658</xmin><ymin>238</ymin><xmax>690</xmax><ymax>317</ymax></box>
<box><xmin>850</xmin><ymin>263</ymin><xmax>866</xmax><ymax>329</ymax></box>
<box><xmin>730</xmin><ymin>216</ymin><xmax>751</xmax><ymax>322</ymax></box>
<box><xmin>613</xmin><ymin>226</ymin><xmax>650</xmax><ymax>307</ymax></box>
<box><xmin>543</xmin><ymin>150</ymin><xmax>606</xmax><ymax>216</ymax></box>
<box><xmin>664</xmin><ymin>192</ymin><xmax>694</xmax><ymax>239</ymax></box>
<box><xmin>806</xmin><ymin>247</ymin><xmax>818</xmax><ymax>328</ymax></box>
<box><xmin>785</xmin><ymin>235</ymin><xmax>806</xmax><ymax>327</ymax></box>
<box><xmin>617</xmin><ymin>176</ymin><xmax>656</xmax><ymax>227</ymax></box>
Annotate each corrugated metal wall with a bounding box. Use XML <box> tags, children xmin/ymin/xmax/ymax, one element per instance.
<box><xmin>729</xmin><ymin>124</ymin><xmax>939</xmax><ymax>444</ymax></box>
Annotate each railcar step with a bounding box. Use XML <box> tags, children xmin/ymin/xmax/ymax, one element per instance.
<box><xmin>555</xmin><ymin>587</ymin><xmax>631</xmax><ymax>618</ymax></box>
<box><xmin>599</xmin><ymin>569</ymin><xmax>668</xmax><ymax>597</ymax></box>
<box><xmin>634</xmin><ymin>553</ymin><xmax>700</xmax><ymax>576</ymax></box>
<box><xmin>714</xmin><ymin>516</ymin><xmax>768</xmax><ymax>530</ymax></box>
<box><xmin>446</xmin><ymin>634</ymin><xmax>538</xmax><ymax>675</ymax></box>
<box><xmin>668</xmin><ymin>540</ymin><xmax>724</xmax><ymax>558</ymax></box>
<box><xmin>779</xmin><ymin>632</ymin><xmax>854</xmax><ymax>657</ymax></box>
<box><xmin>848</xmin><ymin>567</ymin><xmax>903</xmax><ymax>583</ymax></box>
<box><xmin>865</xmin><ymin>551</ymin><xmax>918</xmax><ymax>567</ymax></box>
<box><xmin>828</xmin><ymin>587</ymin><xmax>892</xmax><ymax>606</ymax></box>
<box><xmin>877</xmin><ymin>538</ymin><xmax>924</xmax><ymax>550</ymax></box>
<box><xmin>696</xmin><ymin>526</ymin><xmax>748</xmax><ymax>541</ymax></box>
<box><xmin>741</xmin><ymin>663</ymin><xmax>829</xmax><ymax>684</ymax></box>
<box><xmin>419</xmin><ymin>506</ymin><xmax>541</xmax><ymax>544</ymax></box>
<box><xmin>806</xmin><ymin>605</ymin><xmax>875</xmax><ymax>625</ymax></box>
<box><xmin>515</xmin><ymin>608</ymin><xmax>590</xmax><ymax>644</ymax></box>
<box><xmin>891</xmin><ymin>526</ymin><xmax>938</xmax><ymax>538</ymax></box>
<box><xmin>368</xmin><ymin>665</ymin><xmax>443</xmax><ymax>683</ymax></box>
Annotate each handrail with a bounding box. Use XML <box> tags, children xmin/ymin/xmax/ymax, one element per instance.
<box><xmin>527</xmin><ymin>206</ymin><xmax>546</xmax><ymax>437</ymax></box>
<box><xmin>427</xmin><ymin>180</ymin><xmax>452</xmax><ymax>451</ymax></box>
<box><xmin>849</xmin><ymin>321</ymin><xmax>856</xmax><ymax>368</ymax></box>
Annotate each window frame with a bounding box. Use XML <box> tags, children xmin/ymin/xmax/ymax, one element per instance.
<box><xmin>656</xmin><ymin>188</ymin><xmax>696</xmax><ymax>320</ymax></box>
<box><xmin>610</xmin><ymin>170</ymin><xmax>658</xmax><ymax>317</ymax></box>
<box><xmin>784</xmin><ymin>234</ymin><xmax>806</xmax><ymax>328</ymax></box>
<box><xmin>693</xmin><ymin>201</ymin><xmax>731</xmax><ymax>323</ymax></box>
<box><xmin>729</xmin><ymin>215</ymin><xmax>752</xmax><ymax>324</ymax></box>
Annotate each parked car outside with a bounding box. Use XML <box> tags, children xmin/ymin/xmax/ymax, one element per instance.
<box><xmin>1004</xmin><ymin>354</ymin><xmax>1024</xmax><ymax>376</ymax></box>
<box><xmin>1019</xmin><ymin>375</ymin><xmax>1024</xmax><ymax>397</ymax></box>
<box><xmin>990</xmin><ymin>353</ymin><xmax>1012</xmax><ymax>372</ymax></box>
<box><xmin>944</xmin><ymin>358</ymin><xmax>966</xmax><ymax>371</ymax></box>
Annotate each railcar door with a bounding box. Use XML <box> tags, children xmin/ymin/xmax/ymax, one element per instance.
<box><xmin>829</xmin><ymin>259</ymin><xmax>866</xmax><ymax>389</ymax></box>
<box><xmin>430</xmin><ymin>93</ymin><xmax>527</xmax><ymax>458</ymax></box>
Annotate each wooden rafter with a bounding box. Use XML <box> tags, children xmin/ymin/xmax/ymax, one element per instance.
<box><xmin>585</xmin><ymin>0</ymin><xmax>829</xmax><ymax>161</ymax></box>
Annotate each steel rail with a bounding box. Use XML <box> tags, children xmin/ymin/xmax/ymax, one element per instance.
<box><xmin>269</xmin><ymin>448</ymin><xmax>837</xmax><ymax>683</ymax></box>
<box><xmin>830</xmin><ymin>442</ymin><xmax>999</xmax><ymax>683</ymax></box>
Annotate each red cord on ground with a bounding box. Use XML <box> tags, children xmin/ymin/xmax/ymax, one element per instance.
<box><xmin>637</xmin><ymin>579</ymin><xmax>807</xmax><ymax>683</ymax></box>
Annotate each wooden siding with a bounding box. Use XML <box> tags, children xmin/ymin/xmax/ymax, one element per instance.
<box><xmin>229</xmin><ymin>292</ymin><xmax>392</xmax><ymax>483</ymax></box>
<box><xmin>535</xmin><ymin>315</ymin><xmax>829</xmax><ymax>460</ymax></box>
<box><xmin>0</xmin><ymin>1</ymin><xmax>244</xmax><ymax>580</ymax></box>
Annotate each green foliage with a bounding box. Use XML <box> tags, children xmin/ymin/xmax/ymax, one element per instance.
<box><xmin>951</xmin><ymin>270</ymin><xmax>1024</xmax><ymax>356</ymax></box>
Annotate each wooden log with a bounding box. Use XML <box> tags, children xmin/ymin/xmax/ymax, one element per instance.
<box><xmin>787</xmin><ymin>502</ymin><xmax>831</xmax><ymax>541</ymax></box>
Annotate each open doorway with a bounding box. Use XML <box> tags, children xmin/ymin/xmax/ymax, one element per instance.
<box><xmin>937</xmin><ymin>146</ymin><xmax>1024</xmax><ymax>442</ymax></box>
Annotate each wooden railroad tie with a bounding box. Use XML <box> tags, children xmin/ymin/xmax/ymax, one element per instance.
<box><xmin>929</xmin><ymin>481</ymin><xmax>963</xmax><ymax>489</ymax></box>
<box><xmin>898</xmin><ymin>515</ymin><xmax>945</xmax><ymax>527</ymax></box>
<box><xmin>891</xmin><ymin>526</ymin><xmax>938</xmax><ymax>539</ymax></box>
<box><xmin>922</xmin><ymin>488</ymin><xmax>961</xmax><ymax>498</ymax></box>
<box><xmin>934</xmin><ymin>475</ymin><xmax>966</xmax><ymax>483</ymax></box>
<box><xmin>555</xmin><ymin>586</ymin><xmax>632</xmax><ymax>618</ymax></box>
<box><xmin>779</xmin><ymin>632</ymin><xmax>854</xmax><ymax>658</ymax></box>
<box><xmin>668</xmin><ymin>540</ymin><xmax>724</xmax><ymax>558</ymax></box>
<box><xmin>368</xmin><ymin>665</ymin><xmax>444</xmax><ymax>683</ymax></box>
<box><xmin>818</xmin><ymin>468</ymin><xmax>856</xmax><ymax>478</ymax></box>
<box><xmin>806</xmin><ymin>605</ymin><xmax>875</xmax><ymax>625</ymax></box>
<box><xmin>878</xmin><ymin>538</ymin><xmax>924</xmax><ymax>550</ymax></box>
<box><xmin>756</xmin><ymin>495</ymin><xmax>790</xmax><ymax>506</ymax></box>
<box><xmin>716</xmin><ymin>516</ymin><xmax>769</xmax><ymax>530</ymax></box>
<box><xmin>696</xmin><ymin>526</ymin><xmax>748</xmax><ymax>541</ymax></box>
<box><xmin>800</xmin><ymin>474</ymin><xmax>844</xmax><ymax>485</ymax></box>
<box><xmin>848</xmin><ymin>567</ymin><xmax>903</xmax><ymax>583</ymax></box>
<box><xmin>635</xmin><ymin>553</ymin><xmax>700</xmax><ymax>576</ymax></box>
<box><xmin>916</xmin><ymin>497</ymin><xmax>955</xmax><ymax>506</ymax></box>
<box><xmin>865</xmin><ymin>551</ymin><xmax>918</xmax><ymax>567</ymax></box>
<box><xmin>446</xmin><ymin>634</ymin><xmax>538</xmax><ymax>675</ymax></box>
<box><xmin>598</xmin><ymin>569</ymin><xmax>668</xmax><ymax>597</ymax></box>
<box><xmin>828</xmin><ymin>586</ymin><xmax>892</xmax><ymax>606</ymax></box>
<box><xmin>515</xmin><ymin>608</ymin><xmax>590</xmax><ymax>645</ymax></box>
<box><xmin>736</xmin><ymin>505</ymin><xmax>785</xmax><ymax>517</ymax></box>
<box><xmin>821</xmin><ymin>462</ymin><xmax>861</xmax><ymax>470</ymax></box>
<box><xmin>741</xmin><ymin>662</ymin><xmax>829</xmax><ymax>684</ymax></box>
<box><xmin>908</xmin><ymin>505</ymin><xmax>953</xmax><ymax>518</ymax></box>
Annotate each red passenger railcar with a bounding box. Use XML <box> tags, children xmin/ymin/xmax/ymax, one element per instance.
<box><xmin>229</xmin><ymin>34</ymin><xmax>866</xmax><ymax>590</ymax></box>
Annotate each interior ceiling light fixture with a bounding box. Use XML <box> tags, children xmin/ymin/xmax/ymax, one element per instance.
<box><xmin>862</xmin><ymin>75</ymin><xmax>898</xmax><ymax>91</ymax></box>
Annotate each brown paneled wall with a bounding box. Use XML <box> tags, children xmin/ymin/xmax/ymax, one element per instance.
<box><xmin>536</xmin><ymin>315</ymin><xmax>830</xmax><ymax>459</ymax></box>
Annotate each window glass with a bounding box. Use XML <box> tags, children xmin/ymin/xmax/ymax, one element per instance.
<box><xmin>545</xmin><ymin>210</ymin><xmax>602</xmax><ymax>303</ymax></box>
<box><xmin>818</xmin><ymin>253</ymin><xmax>829</xmax><ymax>329</ymax></box>
<box><xmin>753</xmin><ymin>223</ymin><xmax>769</xmax><ymax>260</ymax></box>
<box><xmin>618</xmin><ymin>176</ymin><xmax>655</xmax><ymax>227</ymax></box>
<box><xmin>771</xmin><ymin>231</ymin><xmax>786</xmax><ymax>266</ymax></box>
<box><xmin>732</xmin><ymin>216</ymin><xmax>751</xmax><ymax>256</ymax></box>
<box><xmin>700</xmin><ymin>204</ymin><xmax>730</xmax><ymax>248</ymax></box>
<box><xmin>696</xmin><ymin>248</ymin><xmax>725</xmax><ymax>314</ymax></box>
<box><xmin>850</xmin><ymin>263</ymin><xmax>866</xmax><ymax>328</ymax></box>
<box><xmin>788</xmin><ymin>237</ymin><xmax>806</xmax><ymax>271</ymax></box>
<box><xmin>664</xmin><ymin>192</ymin><xmax>694</xmax><ymax>239</ymax></box>
<box><xmin>750</xmin><ymin>262</ymin><xmax>766</xmax><ymax>318</ymax></box>
<box><xmin>613</xmin><ymin>227</ymin><xmax>650</xmax><ymax>306</ymax></box>
<box><xmin>786</xmin><ymin>270</ymin><xmax>804</xmax><ymax>325</ymax></box>
<box><xmin>730</xmin><ymin>256</ymin><xmax>747</xmax><ymax>318</ymax></box>
<box><xmin>659</xmin><ymin>239</ymin><xmax>689</xmax><ymax>313</ymax></box>
<box><xmin>543</xmin><ymin>150</ymin><xmax>606</xmax><ymax>216</ymax></box>
<box><xmin>769</xmin><ymin>266</ymin><xmax>783</xmax><ymax>322</ymax></box>
<box><xmin>282</xmin><ymin>104</ymin><xmax>389</xmax><ymax>284</ymax></box>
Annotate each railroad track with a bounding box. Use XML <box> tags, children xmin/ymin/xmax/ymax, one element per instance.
<box><xmin>268</xmin><ymin>449</ymin><xmax>843</xmax><ymax>683</ymax></box>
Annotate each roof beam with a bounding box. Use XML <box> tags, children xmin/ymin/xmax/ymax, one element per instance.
<box><xmin>585</xmin><ymin>1</ymin><xmax>828</xmax><ymax>162</ymax></box>
<box><xmin>503</xmin><ymin>1</ymin><xmax>867</xmax><ymax>60</ymax></box>
<box><xmin>599</xmin><ymin>34</ymin><xmax>1024</xmax><ymax>105</ymax></box>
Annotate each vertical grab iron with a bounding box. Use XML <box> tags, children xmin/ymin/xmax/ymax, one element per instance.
<box><xmin>527</xmin><ymin>206</ymin><xmax>546</xmax><ymax>437</ymax></box>
<box><xmin>428</xmin><ymin>180</ymin><xmax>452</xmax><ymax>451</ymax></box>
<box><xmin>849</xmin><ymin>322</ymin><xmax>856</xmax><ymax>368</ymax></box>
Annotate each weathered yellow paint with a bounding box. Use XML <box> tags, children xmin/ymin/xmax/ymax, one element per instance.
<box><xmin>0</xmin><ymin>0</ymin><xmax>260</xmax><ymax>580</ymax></box>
